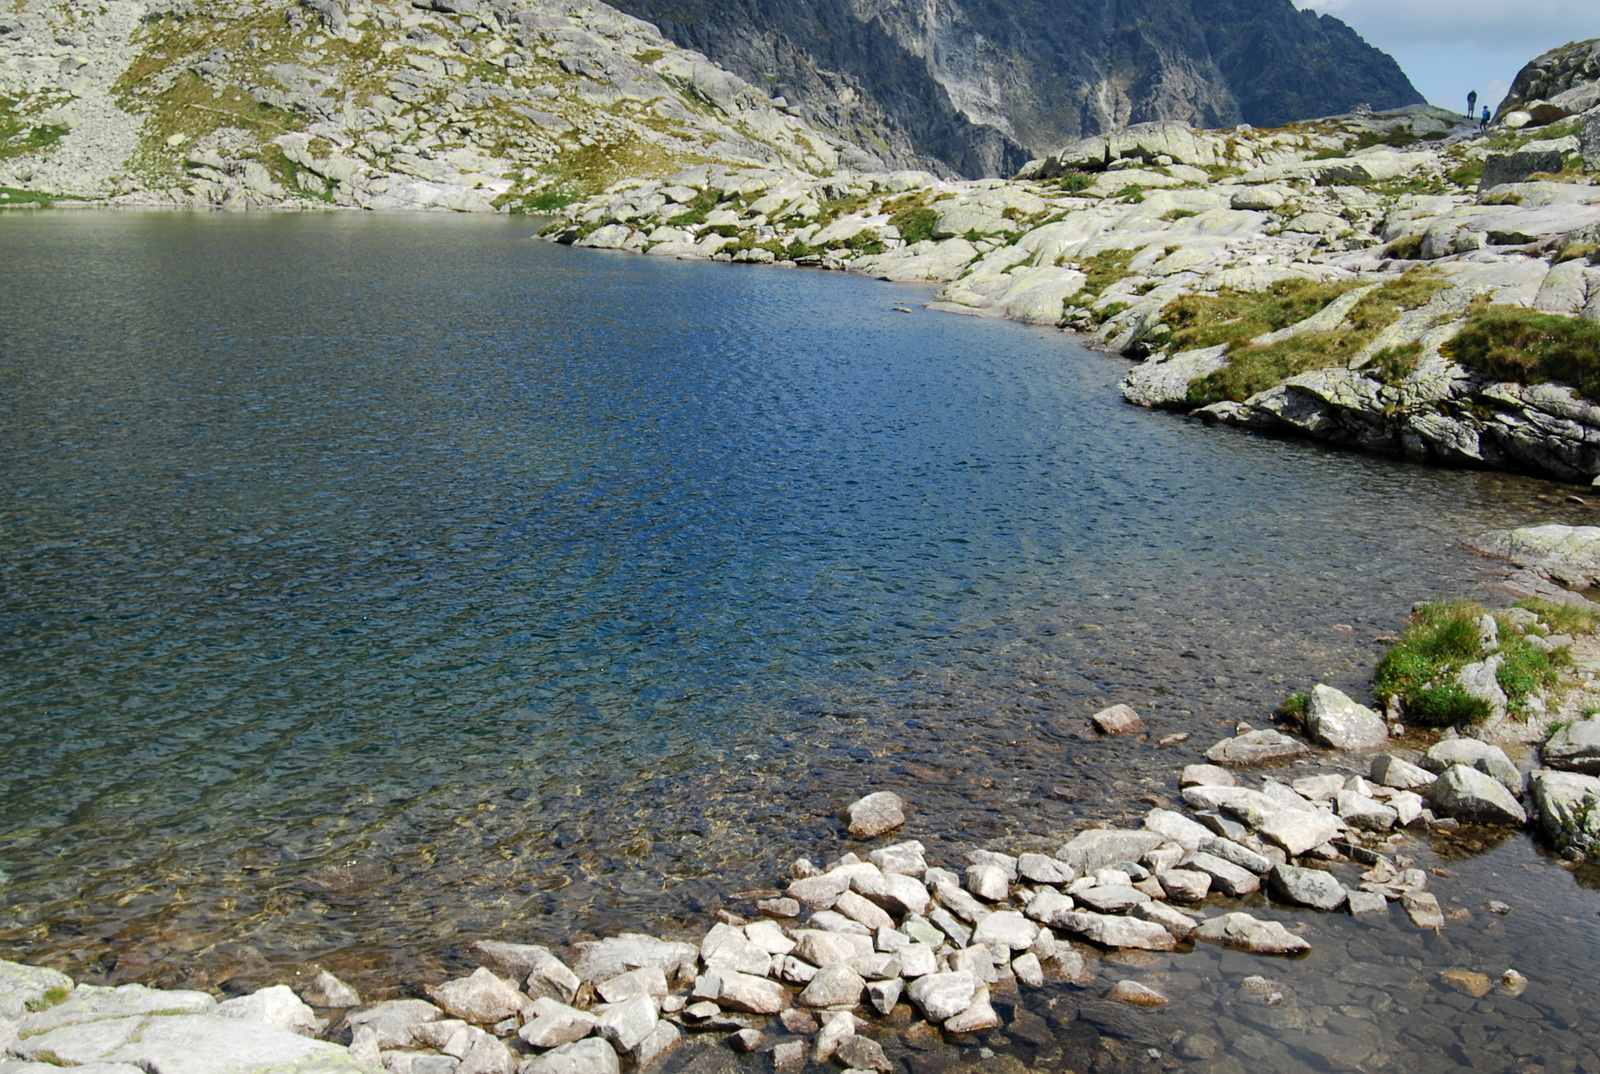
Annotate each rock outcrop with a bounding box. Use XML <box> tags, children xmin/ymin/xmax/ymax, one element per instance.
<box><xmin>604</xmin><ymin>0</ymin><xmax>1423</xmax><ymax>177</ymax></box>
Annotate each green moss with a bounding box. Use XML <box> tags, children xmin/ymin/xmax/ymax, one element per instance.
<box><xmin>1274</xmin><ymin>691</ymin><xmax>1310</xmax><ymax>723</ymax></box>
<box><xmin>1162</xmin><ymin>209</ymin><xmax>1198</xmax><ymax>222</ymax></box>
<box><xmin>1447</xmin><ymin>160</ymin><xmax>1484</xmax><ymax>188</ymax></box>
<box><xmin>889</xmin><ymin>204</ymin><xmax>938</xmax><ymax>245</ymax></box>
<box><xmin>1111</xmin><ymin>184</ymin><xmax>1146</xmax><ymax>204</ymax></box>
<box><xmin>1368</xmin><ymin>341</ymin><xmax>1424</xmax><ymax>385</ymax></box>
<box><xmin>1497</xmin><ymin>637</ymin><xmax>1565</xmax><ymax>715</ymax></box>
<box><xmin>23</xmin><ymin>986</ymin><xmax>69</xmax><ymax>1014</ymax></box>
<box><xmin>1445</xmin><ymin>300</ymin><xmax>1600</xmax><ymax>400</ymax></box>
<box><xmin>1080</xmin><ymin>248</ymin><xmax>1137</xmax><ymax>297</ymax></box>
<box><xmin>666</xmin><ymin>186</ymin><xmax>723</xmax><ymax>227</ymax></box>
<box><xmin>1384</xmin><ymin>233</ymin><xmax>1425</xmax><ymax>260</ymax></box>
<box><xmin>0</xmin><ymin>186</ymin><xmax>55</xmax><ymax>207</ymax></box>
<box><xmin>1374</xmin><ymin>600</ymin><xmax>1492</xmax><ymax>728</ymax></box>
<box><xmin>1055</xmin><ymin>170</ymin><xmax>1094</xmax><ymax>194</ymax></box>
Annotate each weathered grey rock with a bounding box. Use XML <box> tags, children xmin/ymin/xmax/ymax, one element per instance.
<box><xmin>1428</xmin><ymin>764</ymin><xmax>1528</xmax><ymax>825</ymax></box>
<box><xmin>1193</xmin><ymin>913</ymin><xmax>1311</xmax><ymax>955</ymax></box>
<box><xmin>459</xmin><ymin>1032</ymin><xmax>516</xmax><ymax>1074</ymax></box>
<box><xmin>520</xmin><ymin>1001</ymin><xmax>598</xmax><ymax>1048</ymax></box>
<box><xmin>1055</xmin><ymin>911</ymin><xmax>1177</xmax><ymax>951</ymax></box>
<box><xmin>743</xmin><ymin>919</ymin><xmax>796</xmax><ymax>957</ymax></box>
<box><xmin>346</xmin><ymin>999</ymin><xmax>442</xmax><ymax>1049</ymax></box>
<box><xmin>793</xmin><ymin>929</ymin><xmax>874</xmax><ymax>971</ymax></box>
<box><xmin>833</xmin><ymin>890</ymin><xmax>896</xmax><ymax>932</ymax></box>
<box><xmin>1482</xmin><ymin>150</ymin><xmax>1565</xmax><ymax>189</ymax></box>
<box><xmin>1184</xmin><ymin>852</ymin><xmax>1262</xmax><ymax>896</ymax></box>
<box><xmin>944</xmin><ymin>985</ymin><xmax>1001</xmax><ymax>1034</ymax></box>
<box><xmin>866</xmin><ymin>976</ymin><xmax>903</xmax><ymax>1015</ymax></box>
<box><xmin>1256</xmin><ymin>807</ymin><xmax>1343</xmax><ymax>856</ymax></box>
<box><xmin>1180</xmin><ymin>764</ymin><xmax>1237</xmax><ymax>787</ymax></box>
<box><xmin>1022</xmin><ymin>888</ymin><xmax>1077</xmax><ymax>927</ymax></box>
<box><xmin>1530</xmin><ymin>769</ymin><xmax>1600</xmax><ymax>855</ymax></box>
<box><xmin>852</xmin><ymin>870</ymin><xmax>930</xmax><ymax>918</ymax></box>
<box><xmin>971</xmin><ymin>911</ymin><xmax>1040</xmax><ymax>951</ymax></box>
<box><xmin>1337</xmin><ymin>790</ymin><xmax>1398</xmax><ymax>830</ymax></box>
<box><xmin>1073</xmin><ymin>884</ymin><xmax>1150</xmax><ymax>913</ymax></box>
<box><xmin>1199</xmin><ymin>836</ymin><xmax>1272</xmax><ymax>875</ymax></box>
<box><xmin>596</xmin><ymin>966</ymin><xmax>669</xmax><ymax>1004</ymax></box>
<box><xmin>932</xmin><ymin>881</ymin><xmax>991</xmax><ymax>924</ymax></box>
<box><xmin>1304</xmin><ymin>684</ymin><xmax>1388</xmax><ymax>750</ymax></box>
<box><xmin>1291</xmin><ymin>774</ymin><xmax>1346</xmax><ymax>801</ymax></box>
<box><xmin>906</xmin><ymin>971</ymin><xmax>976</xmax><ymax>1022</ymax></box>
<box><xmin>771</xmin><ymin>1039</ymin><xmax>807</xmax><ymax>1071</ymax></box>
<box><xmin>0</xmin><ymin>960</ymin><xmax>73</xmax><ymax>1017</ymax></box>
<box><xmin>1543</xmin><ymin>719</ymin><xmax>1600</xmax><ymax>774</ymax></box>
<box><xmin>866</xmin><ymin>841</ymin><xmax>927</xmax><ymax>877</ymax></box>
<box><xmin>1155</xmin><ymin>868</ymin><xmax>1211</xmax><ymax>902</ymax></box>
<box><xmin>521</xmin><ymin>1037</ymin><xmax>621</xmax><ymax>1074</ymax></box>
<box><xmin>710</xmin><ymin>970</ymin><xmax>790</xmax><ymax>1014</ymax></box>
<box><xmin>1092</xmin><ymin>704</ymin><xmax>1145</xmax><ymax>735</ymax></box>
<box><xmin>1143</xmin><ymin>808</ymin><xmax>1210</xmax><ymax>850</ymax></box>
<box><xmin>895</xmin><ymin>942</ymin><xmax>939</xmax><ymax>979</ymax></box>
<box><xmin>835</xmin><ymin>1033</ymin><xmax>894</xmax><ymax>1073</ymax></box>
<box><xmin>1423</xmin><ymin>739</ymin><xmax>1520</xmax><ymax>793</ymax></box>
<box><xmin>631</xmin><ymin>1020</ymin><xmax>679</xmax><ymax>1069</ymax></box>
<box><xmin>468</xmin><ymin>941</ymin><xmax>559</xmax><ymax>984</ymax></box>
<box><xmin>295</xmin><ymin>969</ymin><xmax>361</xmax><ymax>1009</ymax></box>
<box><xmin>1056</xmin><ymin>830</ymin><xmax>1165</xmax><ymax>873</ymax></box>
<box><xmin>427</xmin><ymin>968</ymin><xmax>525</xmax><ymax>1025</ymax></box>
<box><xmin>1131</xmin><ymin>901</ymin><xmax>1199</xmax><ymax>940</ymax></box>
<box><xmin>813</xmin><ymin>1010</ymin><xmax>857</xmax><ymax>1063</ymax></box>
<box><xmin>1011</xmin><ymin>952</ymin><xmax>1045</xmax><ymax>988</ymax></box>
<box><xmin>1205</xmin><ymin>729</ymin><xmax>1311</xmax><ymax>765</ymax></box>
<box><xmin>965</xmin><ymin>863</ymin><xmax>1010</xmax><ymax>902</ymax></box>
<box><xmin>1371</xmin><ymin>754</ymin><xmax>1436</xmax><ymax>791</ymax></box>
<box><xmin>1017</xmin><ymin>852</ymin><xmax>1078</xmax><ymax>885</ymax></box>
<box><xmin>966</xmin><ymin>849</ymin><xmax>1019</xmax><ymax>881</ymax></box>
<box><xmin>927</xmin><ymin>908</ymin><xmax>973</xmax><ymax>947</ymax></box>
<box><xmin>846</xmin><ymin>792</ymin><xmax>906</xmax><ymax>838</ymax></box>
<box><xmin>1402</xmin><ymin>891</ymin><xmax>1446</xmax><ymax>929</ymax></box>
<box><xmin>12</xmin><ymin>1012</ymin><xmax>364</xmax><ymax>1071</ymax></box>
<box><xmin>569</xmin><ymin>935</ymin><xmax>697</xmax><ymax>987</ymax></box>
<box><xmin>216</xmin><ymin>985</ymin><xmax>321</xmax><ymax>1037</ymax></box>
<box><xmin>1585</xmin><ymin>114</ymin><xmax>1600</xmax><ymax>170</ymax></box>
<box><xmin>1346</xmin><ymin>890</ymin><xmax>1389</xmax><ymax>915</ymax></box>
<box><xmin>1268</xmin><ymin>864</ymin><xmax>1348</xmax><ymax>910</ymax></box>
<box><xmin>799</xmin><ymin>963</ymin><xmax>865</xmax><ymax>1008</ymax></box>
<box><xmin>15</xmin><ymin>983</ymin><xmax>214</xmax><ymax>1036</ymax></box>
<box><xmin>594</xmin><ymin>994</ymin><xmax>658</xmax><ymax>1053</ymax></box>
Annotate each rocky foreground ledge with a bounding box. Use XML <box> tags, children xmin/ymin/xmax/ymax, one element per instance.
<box><xmin>9</xmin><ymin>550</ymin><xmax>1600</xmax><ymax>1073</ymax></box>
<box><xmin>553</xmin><ymin>69</ymin><xmax>1600</xmax><ymax>485</ymax></box>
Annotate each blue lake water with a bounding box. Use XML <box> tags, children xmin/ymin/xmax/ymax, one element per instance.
<box><xmin>2</xmin><ymin>211</ymin><xmax>1598</xmax><ymax>1069</ymax></box>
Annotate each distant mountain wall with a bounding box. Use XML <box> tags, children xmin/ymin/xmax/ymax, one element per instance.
<box><xmin>606</xmin><ymin>0</ymin><xmax>1426</xmax><ymax>177</ymax></box>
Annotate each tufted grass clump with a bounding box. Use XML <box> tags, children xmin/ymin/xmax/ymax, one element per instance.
<box><xmin>1375</xmin><ymin>600</ymin><xmax>1492</xmax><ymax>727</ymax></box>
<box><xmin>1515</xmin><ymin>597</ymin><xmax>1600</xmax><ymax>637</ymax></box>
<box><xmin>1162</xmin><ymin>278</ymin><xmax>1352</xmax><ymax>352</ymax></box>
<box><xmin>1445</xmin><ymin>300</ymin><xmax>1600</xmax><ymax>401</ymax></box>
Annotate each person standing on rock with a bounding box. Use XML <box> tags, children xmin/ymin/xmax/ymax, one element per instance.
<box><xmin>1467</xmin><ymin>90</ymin><xmax>1477</xmax><ymax>119</ymax></box>
<box><xmin>1480</xmin><ymin>105</ymin><xmax>1491</xmax><ymax>132</ymax></box>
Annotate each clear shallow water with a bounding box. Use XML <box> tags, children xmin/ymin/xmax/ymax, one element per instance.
<box><xmin>1</xmin><ymin>211</ymin><xmax>1598</xmax><ymax>1067</ymax></box>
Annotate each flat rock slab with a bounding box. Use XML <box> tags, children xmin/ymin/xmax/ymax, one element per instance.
<box><xmin>1543</xmin><ymin>719</ymin><xmax>1600</xmax><ymax>774</ymax></box>
<box><xmin>1205</xmin><ymin>730</ymin><xmax>1310</xmax><ymax>766</ymax></box>
<box><xmin>17</xmin><ymin>984</ymin><xmax>215</xmax><ymax>1036</ymax></box>
<box><xmin>13</xmin><ymin>1013</ymin><xmax>366</xmax><ymax>1073</ymax></box>
<box><xmin>0</xmin><ymin>962</ymin><xmax>74</xmax><ymax>1022</ymax></box>
<box><xmin>521</xmin><ymin>1037</ymin><xmax>621</xmax><ymax>1074</ymax></box>
<box><xmin>1193</xmin><ymin>913</ymin><xmax>1311</xmax><ymax>956</ymax></box>
<box><xmin>1057</xmin><ymin>911</ymin><xmax>1177</xmax><ymax>951</ymax></box>
<box><xmin>569</xmin><ymin>935</ymin><xmax>697</xmax><ymax>985</ymax></box>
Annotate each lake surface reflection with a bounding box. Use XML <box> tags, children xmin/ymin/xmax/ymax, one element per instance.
<box><xmin>1</xmin><ymin>211</ymin><xmax>1597</xmax><ymax>1070</ymax></box>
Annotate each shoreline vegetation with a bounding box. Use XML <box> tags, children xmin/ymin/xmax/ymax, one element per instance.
<box><xmin>8</xmin><ymin>525</ymin><xmax>1600</xmax><ymax>1072</ymax></box>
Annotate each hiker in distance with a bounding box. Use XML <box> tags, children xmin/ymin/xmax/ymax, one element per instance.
<box><xmin>1467</xmin><ymin>89</ymin><xmax>1477</xmax><ymax>118</ymax></box>
<box><xmin>1480</xmin><ymin>104</ymin><xmax>1491</xmax><ymax>131</ymax></box>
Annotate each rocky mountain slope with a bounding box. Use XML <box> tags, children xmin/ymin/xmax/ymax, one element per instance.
<box><xmin>0</xmin><ymin>0</ymin><xmax>876</xmax><ymax>211</ymax></box>
<box><xmin>552</xmin><ymin>91</ymin><xmax>1600</xmax><ymax>484</ymax></box>
<box><xmin>602</xmin><ymin>0</ymin><xmax>1424</xmax><ymax>177</ymax></box>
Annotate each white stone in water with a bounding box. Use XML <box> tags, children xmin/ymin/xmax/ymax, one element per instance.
<box><xmin>971</xmin><ymin>910</ymin><xmax>1039</xmax><ymax>951</ymax></box>
<box><xmin>965</xmin><ymin>863</ymin><xmax>1010</xmax><ymax>902</ymax></box>
<box><xmin>1012</xmin><ymin>952</ymin><xmax>1045</xmax><ymax>988</ymax></box>
<box><xmin>779</xmin><ymin>957</ymin><xmax>817</xmax><ymax>985</ymax></box>
<box><xmin>867</xmin><ymin>977</ymin><xmax>904</xmax><ymax>1015</ymax></box>
<box><xmin>814</xmin><ymin>1010</ymin><xmax>857</xmax><ymax>1063</ymax></box>
<box><xmin>867</xmin><ymin>841</ymin><xmax>927</xmax><ymax>877</ymax></box>
<box><xmin>1199</xmin><ymin>836</ymin><xmax>1270</xmax><ymax>875</ymax></box>
<box><xmin>594</xmin><ymin>994</ymin><xmax>657</xmax><ymax>1053</ymax></box>
<box><xmin>907</xmin><ymin>971</ymin><xmax>977</xmax><ymax>1022</ymax></box>
<box><xmin>852</xmin><ymin>871</ymin><xmax>930</xmax><ymax>918</ymax></box>
<box><xmin>1371</xmin><ymin>754</ymin><xmax>1436</xmax><ymax>791</ymax></box>
<box><xmin>1346</xmin><ymin>891</ymin><xmax>1389</xmax><ymax>915</ymax></box>
<box><xmin>459</xmin><ymin>1032</ymin><xmax>516</xmax><ymax>1074</ymax></box>
<box><xmin>856</xmin><ymin>952</ymin><xmax>900</xmax><ymax>980</ymax></box>
<box><xmin>846</xmin><ymin>792</ymin><xmax>906</xmax><ymax>838</ymax></box>
<box><xmin>596</xmin><ymin>966</ymin><xmax>668</xmax><ymax>1004</ymax></box>
<box><xmin>1017</xmin><ymin>853</ymin><xmax>1077</xmax><ymax>885</ymax></box>
<box><xmin>1142</xmin><ymin>843</ymin><xmax>1187</xmax><ymax>873</ymax></box>
<box><xmin>411</xmin><ymin>1017</ymin><xmax>471</xmax><ymax>1055</ymax></box>
<box><xmin>902</xmin><ymin>917</ymin><xmax>944</xmax><ymax>946</ymax></box>
<box><xmin>793</xmin><ymin>930</ymin><xmax>874</xmax><ymax>971</ymax></box>
<box><xmin>742</xmin><ymin>919</ymin><xmax>795</xmax><ymax>957</ymax></box>
<box><xmin>1143</xmin><ymin>808</ymin><xmax>1210</xmax><ymax>850</ymax></box>
<box><xmin>1056</xmin><ymin>911</ymin><xmax>1177</xmax><ymax>951</ymax></box>
<box><xmin>799</xmin><ymin>963</ymin><xmax>865</xmax><ymax>1008</ymax></box>
<box><xmin>1429</xmin><ymin>764</ymin><xmax>1527</xmax><ymax>825</ymax></box>
<box><xmin>714</xmin><ymin>970</ymin><xmax>790</xmax><ymax>1014</ymax></box>
<box><xmin>1074</xmin><ymin>884</ymin><xmax>1150</xmax><ymax>913</ymax></box>
<box><xmin>944</xmin><ymin>985</ymin><xmax>1001</xmax><ymax>1034</ymax></box>
<box><xmin>948</xmin><ymin>945</ymin><xmax>997</xmax><ymax>985</ymax></box>
<box><xmin>345</xmin><ymin>999</ymin><xmax>443</xmax><ymax>1049</ymax></box>
<box><xmin>1256</xmin><ymin>807</ymin><xmax>1343</xmax><ymax>856</ymax></box>
<box><xmin>1337</xmin><ymin>790</ymin><xmax>1398</xmax><ymax>831</ymax></box>
<box><xmin>1304</xmin><ymin>684</ymin><xmax>1388</xmax><ymax>751</ymax></box>
<box><xmin>520</xmin><ymin>1002</ymin><xmax>598</xmax><ymax>1049</ymax></box>
<box><xmin>1132</xmin><ymin>902</ymin><xmax>1199</xmax><ymax>941</ymax></box>
<box><xmin>927</xmin><ymin>908</ymin><xmax>973</xmax><ymax>947</ymax></box>
<box><xmin>632</xmin><ymin>1020</ymin><xmax>679</xmax><ymax>1069</ymax></box>
<box><xmin>1193</xmin><ymin>912</ymin><xmax>1311</xmax><ymax>955</ymax></box>
<box><xmin>1183</xmin><ymin>852</ymin><xmax>1260</xmax><ymax>896</ymax></box>
<box><xmin>835</xmin><ymin>890</ymin><xmax>895</xmax><ymax>932</ymax></box>
<box><xmin>427</xmin><ymin>969</ymin><xmax>526</xmax><ymax>1027</ymax></box>
<box><xmin>772</xmin><ymin>1039</ymin><xmax>807</xmax><ymax>1071</ymax></box>
<box><xmin>216</xmin><ymin>985</ymin><xmax>321</xmax><ymax>1037</ymax></box>
<box><xmin>528</xmin><ymin>957</ymin><xmax>582</xmax><ymax>1005</ymax></box>
<box><xmin>1056</xmin><ymin>830</ymin><xmax>1166</xmax><ymax>874</ymax></box>
<box><xmin>1291</xmin><ymin>774</ymin><xmax>1346</xmax><ymax>801</ymax></box>
<box><xmin>569</xmin><ymin>935</ymin><xmax>697</xmax><ymax>987</ymax></box>
<box><xmin>520</xmin><ymin>1037</ymin><xmax>621</xmax><ymax>1074</ymax></box>
<box><xmin>1156</xmin><ymin>869</ymin><xmax>1211</xmax><ymax>902</ymax></box>
<box><xmin>1422</xmin><ymin>740</ymin><xmax>1520</xmax><ymax>793</ymax></box>
<box><xmin>1092</xmin><ymin>704</ymin><xmax>1145</xmax><ymax>735</ymax></box>
<box><xmin>1022</xmin><ymin>889</ymin><xmax>1076</xmax><ymax>927</ymax></box>
<box><xmin>1402</xmin><ymin>891</ymin><xmax>1446</xmax><ymax>930</ymax></box>
<box><xmin>295</xmin><ymin>969</ymin><xmax>360</xmax><ymax>1009</ymax></box>
<box><xmin>1180</xmin><ymin>764</ymin><xmax>1236</xmax><ymax>788</ymax></box>
<box><xmin>467</xmin><ymin>941</ymin><xmax>559</xmax><ymax>985</ymax></box>
<box><xmin>1268</xmin><ymin>864</ymin><xmax>1348</xmax><ymax>911</ymax></box>
<box><xmin>966</xmin><ymin>850</ymin><xmax>1020</xmax><ymax>880</ymax></box>
<box><xmin>875</xmin><ymin>926</ymin><xmax>909</xmax><ymax>953</ymax></box>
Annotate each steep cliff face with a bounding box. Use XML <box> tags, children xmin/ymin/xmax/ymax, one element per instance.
<box><xmin>606</xmin><ymin>0</ymin><xmax>1424</xmax><ymax>177</ymax></box>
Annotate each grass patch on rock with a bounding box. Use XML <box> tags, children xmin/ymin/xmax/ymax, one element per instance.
<box><xmin>1162</xmin><ymin>278</ymin><xmax>1353</xmax><ymax>352</ymax></box>
<box><xmin>1184</xmin><ymin>272</ymin><xmax>1449</xmax><ymax>405</ymax></box>
<box><xmin>1374</xmin><ymin>600</ymin><xmax>1493</xmax><ymax>727</ymax></box>
<box><xmin>888</xmin><ymin>202</ymin><xmax>938</xmax><ymax>246</ymax></box>
<box><xmin>1515</xmin><ymin>597</ymin><xmax>1600</xmax><ymax>637</ymax></box>
<box><xmin>1445</xmin><ymin>300</ymin><xmax>1600</xmax><ymax>400</ymax></box>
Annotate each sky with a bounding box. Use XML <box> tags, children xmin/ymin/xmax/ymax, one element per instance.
<box><xmin>1292</xmin><ymin>0</ymin><xmax>1600</xmax><ymax>113</ymax></box>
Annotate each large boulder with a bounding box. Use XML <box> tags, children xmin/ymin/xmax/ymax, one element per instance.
<box><xmin>1268</xmin><ymin>864</ymin><xmax>1348</xmax><ymax>911</ymax></box>
<box><xmin>1428</xmin><ymin>764</ymin><xmax>1528</xmax><ymax>825</ymax></box>
<box><xmin>1530</xmin><ymin>769</ymin><xmax>1600</xmax><ymax>856</ymax></box>
<box><xmin>1543</xmin><ymin>719</ymin><xmax>1600</xmax><ymax>774</ymax></box>
<box><xmin>1422</xmin><ymin>739</ymin><xmax>1521</xmax><ymax>794</ymax></box>
<box><xmin>1482</xmin><ymin>150</ymin><xmax>1565</xmax><ymax>189</ymax></box>
<box><xmin>1304</xmin><ymin>685</ymin><xmax>1388</xmax><ymax>751</ymax></box>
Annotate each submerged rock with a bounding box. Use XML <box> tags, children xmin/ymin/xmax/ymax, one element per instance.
<box><xmin>1205</xmin><ymin>730</ymin><xmax>1311</xmax><ymax>766</ymax></box>
<box><xmin>846</xmin><ymin>792</ymin><xmax>907</xmax><ymax>838</ymax></box>
<box><xmin>1193</xmin><ymin>913</ymin><xmax>1311</xmax><ymax>955</ymax></box>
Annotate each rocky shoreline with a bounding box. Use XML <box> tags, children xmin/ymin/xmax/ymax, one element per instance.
<box><xmin>9</xmin><ymin>525</ymin><xmax>1600</xmax><ymax>1073</ymax></box>
<box><xmin>548</xmin><ymin>85</ymin><xmax>1600</xmax><ymax>486</ymax></box>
